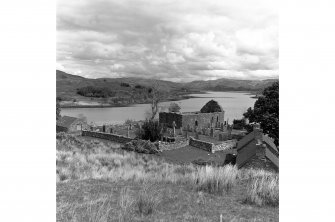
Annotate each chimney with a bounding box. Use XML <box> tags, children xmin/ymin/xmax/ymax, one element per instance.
<box><xmin>253</xmin><ymin>123</ymin><xmax>263</xmax><ymax>144</ymax></box>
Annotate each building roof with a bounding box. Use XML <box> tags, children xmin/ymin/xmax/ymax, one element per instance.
<box><xmin>57</xmin><ymin>116</ymin><xmax>79</xmax><ymax>128</ymax></box>
<box><xmin>236</xmin><ymin>130</ymin><xmax>279</xmax><ymax>169</ymax></box>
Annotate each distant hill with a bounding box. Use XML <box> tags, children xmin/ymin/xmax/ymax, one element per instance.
<box><xmin>56</xmin><ymin>70</ymin><xmax>278</xmax><ymax>106</ymax></box>
<box><xmin>184</xmin><ymin>78</ymin><xmax>278</xmax><ymax>92</ymax></box>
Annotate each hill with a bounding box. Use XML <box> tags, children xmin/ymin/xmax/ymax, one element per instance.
<box><xmin>56</xmin><ymin>70</ymin><xmax>278</xmax><ymax>107</ymax></box>
<box><xmin>185</xmin><ymin>78</ymin><xmax>278</xmax><ymax>91</ymax></box>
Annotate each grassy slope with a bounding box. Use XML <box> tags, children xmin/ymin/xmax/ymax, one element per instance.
<box><xmin>56</xmin><ymin>133</ymin><xmax>278</xmax><ymax>222</ymax></box>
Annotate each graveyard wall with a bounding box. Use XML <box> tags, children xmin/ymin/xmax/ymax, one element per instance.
<box><xmin>82</xmin><ymin>130</ymin><xmax>132</xmax><ymax>144</ymax></box>
<box><xmin>158</xmin><ymin>139</ymin><xmax>189</xmax><ymax>151</ymax></box>
<box><xmin>189</xmin><ymin>136</ymin><xmax>214</xmax><ymax>152</ymax></box>
<box><xmin>212</xmin><ymin>139</ymin><xmax>237</xmax><ymax>152</ymax></box>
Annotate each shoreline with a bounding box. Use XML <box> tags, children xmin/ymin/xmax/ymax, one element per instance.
<box><xmin>60</xmin><ymin>94</ymin><xmax>202</xmax><ymax>109</ymax></box>
<box><xmin>60</xmin><ymin>90</ymin><xmax>255</xmax><ymax>109</ymax></box>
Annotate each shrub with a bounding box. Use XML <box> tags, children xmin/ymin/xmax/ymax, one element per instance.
<box><xmin>136</xmin><ymin>119</ymin><xmax>162</xmax><ymax>142</ymax></box>
<box><xmin>168</xmin><ymin>102</ymin><xmax>181</xmax><ymax>113</ymax></box>
<box><xmin>135</xmin><ymin>84</ymin><xmax>145</xmax><ymax>89</ymax></box>
<box><xmin>76</xmin><ymin>86</ymin><xmax>116</xmax><ymax>98</ymax></box>
<box><xmin>120</xmin><ymin>82</ymin><xmax>130</xmax><ymax>87</ymax></box>
<box><xmin>200</xmin><ymin>100</ymin><xmax>223</xmax><ymax>113</ymax></box>
<box><xmin>123</xmin><ymin>139</ymin><xmax>159</xmax><ymax>154</ymax></box>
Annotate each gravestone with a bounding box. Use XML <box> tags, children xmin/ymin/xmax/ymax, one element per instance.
<box><xmin>102</xmin><ymin>125</ymin><xmax>106</xmax><ymax>132</ymax></box>
<box><xmin>172</xmin><ymin>121</ymin><xmax>176</xmax><ymax>137</ymax></box>
<box><xmin>110</xmin><ymin>128</ymin><xmax>113</xmax><ymax>134</ymax></box>
<box><xmin>221</xmin><ymin>123</ymin><xmax>224</xmax><ymax>131</ymax></box>
<box><xmin>195</xmin><ymin>131</ymin><xmax>199</xmax><ymax>139</ymax></box>
<box><xmin>210</xmin><ymin>128</ymin><xmax>214</xmax><ymax>137</ymax></box>
<box><xmin>129</xmin><ymin>123</ymin><xmax>132</xmax><ymax>130</ymax></box>
<box><xmin>127</xmin><ymin>126</ymin><xmax>130</xmax><ymax>138</ymax></box>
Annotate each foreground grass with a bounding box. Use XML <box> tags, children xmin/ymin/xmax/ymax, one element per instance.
<box><xmin>57</xmin><ymin>133</ymin><xmax>279</xmax><ymax>221</ymax></box>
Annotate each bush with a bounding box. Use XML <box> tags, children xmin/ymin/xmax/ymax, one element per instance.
<box><xmin>123</xmin><ymin>139</ymin><xmax>159</xmax><ymax>154</ymax></box>
<box><xmin>232</xmin><ymin>118</ymin><xmax>246</xmax><ymax>130</ymax></box>
<box><xmin>136</xmin><ymin>119</ymin><xmax>162</xmax><ymax>142</ymax></box>
<box><xmin>200</xmin><ymin>100</ymin><xmax>223</xmax><ymax>113</ymax></box>
<box><xmin>135</xmin><ymin>84</ymin><xmax>145</xmax><ymax>89</ymax></box>
<box><xmin>168</xmin><ymin>102</ymin><xmax>181</xmax><ymax>113</ymax></box>
<box><xmin>77</xmin><ymin>86</ymin><xmax>116</xmax><ymax>98</ymax></box>
<box><xmin>120</xmin><ymin>82</ymin><xmax>130</xmax><ymax>87</ymax></box>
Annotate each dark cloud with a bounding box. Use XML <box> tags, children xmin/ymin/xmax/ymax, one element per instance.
<box><xmin>57</xmin><ymin>0</ymin><xmax>278</xmax><ymax>81</ymax></box>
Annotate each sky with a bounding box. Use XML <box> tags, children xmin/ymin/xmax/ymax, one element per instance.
<box><xmin>57</xmin><ymin>0</ymin><xmax>278</xmax><ymax>82</ymax></box>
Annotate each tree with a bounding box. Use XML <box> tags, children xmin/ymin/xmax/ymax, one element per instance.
<box><xmin>56</xmin><ymin>99</ymin><xmax>61</xmax><ymax>121</ymax></box>
<box><xmin>200</xmin><ymin>100</ymin><xmax>223</xmax><ymax>113</ymax></box>
<box><xmin>243</xmin><ymin>81</ymin><xmax>279</xmax><ymax>146</ymax></box>
<box><xmin>136</xmin><ymin>119</ymin><xmax>162</xmax><ymax>142</ymax></box>
<box><xmin>147</xmin><ymin>85</ymin><xmax>161</xmax><ymax>120</ymax></box>
<box><xmin>168</xmin><ymin>102</ymin><xmax>181</xmax><ymax>113</ymax></box>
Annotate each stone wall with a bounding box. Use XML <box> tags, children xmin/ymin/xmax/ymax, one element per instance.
<box><xmin>189</xmin><ymin>136</ymin><xmax>214</xmax><ymax>152</ymax></box>
<box><xmin>158</xmin><ymin>139</ymin><xmax>189</xmax><ymax>151</ymax></box>
<box><xmin>82</xmin><ymin>130</ymin><xmax>132</xmax><ymax>144</ymax></box>
<box><xmin>181</xmin><ymin>112</ymin><xmax>225</xmax><ymax>131</ymax></box>
<box><xmin>212</xmin><ymin>139</ymin><xmax>237</xmax><ymax>152</ymax></box>
<box><xmin>159</xmin><ymin>112</ymin><xmax>183</xmax><ymax>128</ymax></box>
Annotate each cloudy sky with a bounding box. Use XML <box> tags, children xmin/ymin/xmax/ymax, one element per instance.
<box><xmin>57</xmin><ymin>0</ymin><xmax>278</xmax><ymax>82</ymax></box>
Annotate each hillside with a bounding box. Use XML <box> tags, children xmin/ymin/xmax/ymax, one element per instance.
<box><xmin>57</xmin><ymin>133</ymin><xmax>279</xmax><ymax>221</ymax></box>
<box><xmin>185</xmin><ymin>78</ymin><xmax>278</xmax><ymax>91</ymax></box>
<box><xmin>56</xmin><ymin>70</ymin><xmax>278</xmax><ymax>107</ymax></box>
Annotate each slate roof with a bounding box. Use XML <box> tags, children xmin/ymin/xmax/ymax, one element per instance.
<box><xmin>236</xmin><ymin>131</ymin><xmax>279</xmax><ymax>169</ymax></box>
<box><xmin>57</xmin><ymin>116</ymin><xmax>79</xmax><ymax>128</ymax></box>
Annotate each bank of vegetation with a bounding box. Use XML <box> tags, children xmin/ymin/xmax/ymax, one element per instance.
<box><xmin>57</xmin><ymin>133</ymin><xmax>279</xmax><ymax>221</ymax></box>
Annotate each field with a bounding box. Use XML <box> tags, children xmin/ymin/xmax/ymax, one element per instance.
<box><xmin>56</xmin><ymin>133</ymin><xmax>279</xmax><ymax>222</ymax></box>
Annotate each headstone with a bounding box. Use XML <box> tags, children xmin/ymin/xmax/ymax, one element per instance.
<box><xmin>172</xmin><ymin>121</ymin><xmax>176</xmax><ymax>137</ymax></box>
<box><xmin>210</xmin><ymin>128</ymin><xmax>214</xmax><ymax>137</ymax></box>
<box><xmin>195</xmin><ymin>131</ymin><xmax>199</xmax><ymax>139</ymax></box>
<box><xmin>102</xmin><ymin>125</ymin><xmax>106</xmax><ymax>132</ymax></box>
<box><xmin>110</xmin><ymin>128</ymin><xmax>113</xmax><ymax>134</ymax></box>
<box><xmin>221</xmin><ymin>123</ymin><xmax>224</xmax><ymax>131</ymax></box>
<box><xmin>127</xmin><ymin>126</ymin><xmax>130</xmax><ymax>138</ymax></box>
<box><xmin>129</xmin><ymin>123</ymin><xmax>132</xmax><ymax>130</ymax></box>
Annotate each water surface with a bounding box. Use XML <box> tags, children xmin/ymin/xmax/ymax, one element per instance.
<box><xmin>61</xmin><ymin>91</ymin><xmax>256</xmax><ymax>125</ymax></box>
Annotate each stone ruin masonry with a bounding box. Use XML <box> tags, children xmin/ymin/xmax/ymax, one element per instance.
<box><xmin>189</xmin><ymin>137</ymin><xmax>236</xmax><ymax>153</ymax></box>
<box><xmin>82</xmin><ymin>130</ymin><xmax>132</xmax><ymax>144</ymax></box>
<box><xmin>159</xmin><ymin>111</ymin><xmax>225</xmax><ymax>130</ymax></box>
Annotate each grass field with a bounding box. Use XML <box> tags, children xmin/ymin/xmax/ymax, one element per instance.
<box><xmin>56</xmin><ymin>133</ymin><xmax>279</xmax><ymax>221</ymax></box>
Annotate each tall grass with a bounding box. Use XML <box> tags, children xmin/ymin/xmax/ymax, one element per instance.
<box><xmin>57</xmin><ymin>133</ymin><xmax>278</xmax><ymax>207</ymax></box>
<box><xmin>135</xmin><ymin>184</ymin><xmax>162</xmax><ymax>216</ymax></box>
<box><xmin>191</xmin><ymin>164</ymin><xmax>238</xmax><ymax>194</ymax></box>
<box><xmin>243</xmin><ymin>170</ymin><xmax>279</xmax><ymax>206</ymax></box>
